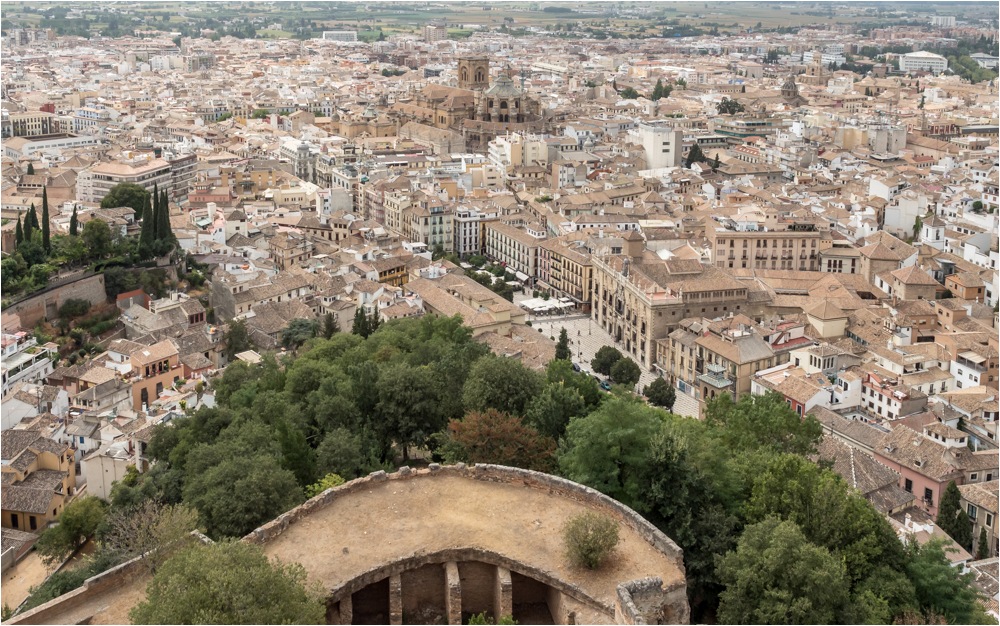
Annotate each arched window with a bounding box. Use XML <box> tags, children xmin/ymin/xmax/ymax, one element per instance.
<box><xmin>460</xmin><ymin>68</ymin><xmax>468</xmax><ymax>82</ymax></box>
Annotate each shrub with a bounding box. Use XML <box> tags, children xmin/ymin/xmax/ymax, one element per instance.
<box><xmin>563</xmin><ymin>512</ymin><xmax>619</xmax><ymax>569</ymax></box>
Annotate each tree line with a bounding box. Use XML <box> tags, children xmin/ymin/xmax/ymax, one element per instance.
<box><xmin>86</xmin><ymin>313</ymin><xmax>992</xmax><ymax>624</ymax></box>
<box><xmin>23</xmin><ymin>315</ymin><xmax>988</xmax><ymax>624</ymax></box>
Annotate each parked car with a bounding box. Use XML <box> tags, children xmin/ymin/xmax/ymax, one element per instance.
<box><xmin>600</xmin><ymin>380</ymin><xmax>613</xmax><ymax>391</ymax></box>
<box><xmin>572</xmin><ymin>362</ymin><xmax>581</xmax><ymax>372</ymax></box>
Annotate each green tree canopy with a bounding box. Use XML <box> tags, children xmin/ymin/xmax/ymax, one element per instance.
<box><xmin>904</xmin><ymin>538</ymin><xmax>994</xmax><ymax>624</ymax></box>
<box><xmin>81</xmin><ymin>218</ymin><xmax>112</xmax><ymax>259</ymax></box>
<box><xmin>182</xmin><ymin>452</ymin><xmax>302</xmax><ymax>539</ymax></box>
<box><xmin>281</xmin><ymin>318</ymin><xmax>318</xmax><ymax>350</ymax></box>
<box><xmin>462</xmin><ymin>355</ymin><xmax>544</xmax><ymax>417</ymax></box>
<box><xmin>34</xmin><ymin>497</ymin><xmax>107</xmax><ymax>564</ymax></box>
<box><xmin>937</xmin><ymin>481</ymin><xmax>974</xmax><ymax>550</ymax></box>
<box><xmin>717</xmin><ymin>97</ymin><xmax>746</xmax><ymax>115</ymax></box>
<box><xmin>644</xmin><ymin>377</ymin><xmax>676</xmax><ymax>411</ymax></box>
<box><xmin>130</xmin><ymin>541</ymin><xmax>325</xmax><ymax>625</ymax></box>
<box><xmin>610</xmin><ymin>358</ymin><xmax>640</xmax><ymax>388</ymax></box>
<box><xmin>375</xmin><ymin>363</ymin><xmax>447</xmax><ymax>460</ymax></box>
<box><xmin>41</xmin><ymin>187</ymin><xmax>51</xmax><ymax>252</ymax></box>
<box><xmin>224</xmin><ymin>319</ymin><xmax>253</xmax><ymax>361</ymax></box>
<box><xmin>559</xmin><ymin>396</ymin><xmax>664</xmax><ymax>509</ymax></box>
<box><xmin>591</xmin><ymin>345</ymin><xmax>623</xmax><ymax>376</ymax></box>
<box><xmin>545</xmin><ymin>359</ymin><xmax>602</xmax><ymax>412</ymax></box>
<box><xmin>717</xmin><ymin>517</ymin><xmax>851</xmax><ymax>625</ymax></box>
<box><xmin>525</xmin><ymin>382</ymin><xmax>586</xmax><ymax>440</ymax></box>
<box><xmin>705</xmin><ymin>392</ymin><xmax>821</xmax><ymax>456</ymax></box>
<box><xmin>100</xmin><ymin>182</ymin><xmax>151</xmax><ymax>214</ymax></box>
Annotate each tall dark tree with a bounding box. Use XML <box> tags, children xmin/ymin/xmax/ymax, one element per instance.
<box><xmin>140</xmin><ymin>194</ymin><xmax>155</xmax><ymax>249</ymax></box>
<box><xmin>15</xmin><ymin>214</ymin><xmax>23</xmax><ymax>245</ymax></box>
<box><xmin>937</xmin><ymin>481</ymin><xmax>973</xmax><ymax>550</ymax></box>
<box><xmin>976</xmin><ymin>527</ymin><xmax>990</xmax><ymax>560</ymax></box>
<box><xmin>321</xmin><ymin>312</ymin><xmax>337</xmax><ymax>339</ymax></box>
<box><xmin>151</xmin><ymin>184</ymin><xmax>161</xmax><ymax>240</ymax></box>
<box><xmin>652</xmin><ymin>78</ymin><xmax>665</xmax><ymax>101</ymax></box>
<box><xmin>158</xmin><ymin>190</ymin><xmax>172</xmax><ymax>243</ymax></box>
<box><xmin>69</xmin><ymin>206</ymin><xmax>79</xmax><ymax>236</ymax></box>
<box><xmin>24</xmin><ymin>204</ymin><xmax>36</xmax><ymax>241</ymax></box>
<box><xmin>367</xmin><ymin>309</ymin><xmax>381</xmax><ymax>336</ymax></box>
<box><xmin>351</xmin><ymin>308</ymin><xmax>370</xmax><ymax>338</ymax></box>
<box><xmin>26</xmin><ymin>162</ymin><xmax>35</xmax><ymax>175</ymax></box>
<box><xmin>555</xmin><ymin>327</ymin><xmax>571</xmax><ymax>361</ymax></box>
<box><xmin>685</xmin><ymin>144</ymin><xmax>707</xmax><ymax>168</ymax></box>
<box><xmin>41</xmin><ymin>187</ymin><xmax>51</xmax><ymax>252</ymax></box>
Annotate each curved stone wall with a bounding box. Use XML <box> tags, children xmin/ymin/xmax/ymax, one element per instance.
<box><xmin>9</xmin><ymin>464</ymin><xmax>689</xmax><ymax>625</ymax></box>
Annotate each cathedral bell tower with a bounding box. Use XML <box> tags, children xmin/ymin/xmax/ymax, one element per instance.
<box><xmin>458</xmin><ymin>55</ymin><xmax>490</xmax><ymax>91</ymax></box>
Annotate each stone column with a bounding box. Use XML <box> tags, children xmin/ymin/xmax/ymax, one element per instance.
<box><xmin>493</xmin><ymin>566</ymin><xmax>513</xmax><ymax>621</ymax></box>
<box><xmin>334</xmin><ymin>595</ymin><xmax>352</xmax><ymax>625</ymax></box>
<box><xmin>445</xmin><ymin>562</ymin><xmax>462</xmax><ymax>625</ymax></box>
<box><xmin>389</xmin><ymin>574</ymin><xmax>403</xmax><ymax>626</ymax></box>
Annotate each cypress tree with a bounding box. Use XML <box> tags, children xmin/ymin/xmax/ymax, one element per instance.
<box><xmin>938</xmin><ymin>481</ymin><xmax>973</xmax><ymax>551</ymax></box>
<box><xmin>23</xmin><ymin>204</ymin><xmax>35</xmax><ymax>241</ymax></box>
<box><xmin>139</xmin><ymin>194</ymin><xmax>154</xmax><ymax>248</ymax></box>
<box><xmin>15</xmin><ymin>214</ymin><xmax>23</xmax><ymax>245</ymax></box>
<box><xmin>159</xmin><ymin>190</ymin><xmax>173</xmax><ymax>242</ymax></box>
<box><xmin>976</xmin><ymin>527</ymin><xmax>989</xmax><ymax>560</ymax></box>
<box><xmin>26</xmin><ymin>162</ymin><xmax>34</xmax><ymax>175</ymax></box>
<box><xmin>69</xmin><ymin>206</ymin><xmax>79</xmax><ymax>236</ymax></box>
<box><xmin>41</xmin><ymin>187</ymin><xmax>51</xmax><ymax>252</ymax></box>
<box><xmin>28</xmin><ymin>203</ymin><xmax>39</xmax><ymax>230</ymax></box>
<box><xmin>151</xmin><ymin>184</ymin><xmax>160</xmax><ymax>240</ymax></box>
<box><xmin>351</xmin><ymin>307</ymin><xmax>369</xmax><ymax>338</ymax></box>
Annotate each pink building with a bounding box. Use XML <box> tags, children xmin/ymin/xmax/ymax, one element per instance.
<box><xmin>873</xmin><ymin>423</ymin><xmax>998</xmax><ymax>517</ymax></box>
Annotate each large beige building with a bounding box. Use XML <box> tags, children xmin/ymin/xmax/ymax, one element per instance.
<box><xmin>591</xmin><ymin>236</ymin><xmax>756</xmax><ymax>370</ymax></box>
<box><xmin>708</xmin><ymin>209</ymin><xmax>832</xmax><ymax>271</ymax></box>
<box><xmin>77</xmin><ymin>153</ymin><xmax>197</xmax><ymax>203</ymax></box>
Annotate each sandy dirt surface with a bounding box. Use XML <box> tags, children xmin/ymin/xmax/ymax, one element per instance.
<box><xmin>1</xmin><ymin>552</ymin><xmax>56</xmax><ymax>611</ymax></box>
<box><xmin>263</xmin><ymin>473</ymin><xmax>684</xmax><ymax>609</ymax></box>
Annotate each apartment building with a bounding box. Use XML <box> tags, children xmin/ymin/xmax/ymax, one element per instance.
<box><xmin>454</xmin><ymin>207</ymin><xmax>498</xmax><ymax>257</ymax></box>
<box><xmin>1</xmin><ymin>332</ymin><xmax>59</xmax><ymax>398</ymax></box>
<box><xmin>860</xmin><ymin>371</ymin><xmax>928</xmax><ymax>421</ymax></box>
<box><xmin>128</xmin><ymin>340</ymin><xmax>181</xmax><ymax>412</ymax></box>
<box><xmin>873</xmin><ymin>424</ymin><xmax>997</xmax><ymax>518</ymax></box>
<box><xmin>708</xmin><ymin>210</ymin><xmax>832</xmax><ymax>271</ymax></box>
<box><xmin>659</xmin><ymin>316</ymin><xmax>783</xmax><ymax>410</ymax></box>
<box><xmin>77</xmin><ymin>152</ymin><xmax>196</xmax><ymax>203</ymax></box>
<box><xmin>485</xmin><ymin>221</ymin><xmax>545</xmax><ymax>281</ymax></box>
<box><xmin>899</xmin><ymin>51</ymin><xmax>949</xmax><ymax>74</ymax></box>
<box><xmin>538</xmin><ymin>236</ymin><xmax>594</xmax><ymax>311</ymax></box>
<box><xmin>638</xmin><ymin>122</ymin><xmax>685</xmax><ymax>170</ymax></box>
<box><xmin>1</xmin><ymin>431</ymin><xmax>76</xmax><ymax>532</ymax></box>
<box><xmin>4</xmin><ymin>111</ymin><xmax>61</xmax><ymax>138</ymax></box>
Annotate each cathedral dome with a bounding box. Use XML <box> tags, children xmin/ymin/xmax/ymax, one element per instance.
<box><xmin>484</xmin><ymin>73</ymin><xmax>523</xmax><ymax>98</ymax></box>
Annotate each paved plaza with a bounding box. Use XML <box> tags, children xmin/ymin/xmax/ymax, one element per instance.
<box><xmin>522</xmin><ymin>305</ymin><xmax>700</xmax><ymax>419</ymax></box>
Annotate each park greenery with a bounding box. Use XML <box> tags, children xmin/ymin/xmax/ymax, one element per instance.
<box><xmin>3</xmin><ymin>182</ymin><xmax>177</xmax><ymax>308</ymax></box>
<box><xmin>55</xmin><ymin>313</ymin><xmax>985</xmax><ymax>624</ymax></box>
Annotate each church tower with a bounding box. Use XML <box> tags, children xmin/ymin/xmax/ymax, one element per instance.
<box><xmin>458</xmin><ymin>55</ymin><xmax>490</xmax><ymax>91</ymax></box>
